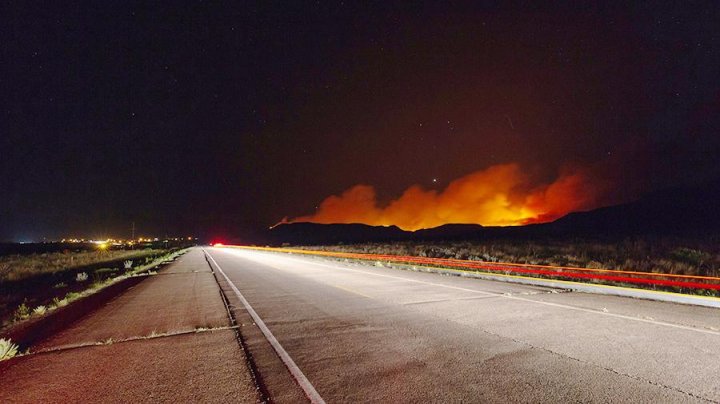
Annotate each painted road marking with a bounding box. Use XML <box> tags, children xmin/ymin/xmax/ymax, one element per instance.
<box><xmin>203</xmin><ymin>249</ymin><xmax>326</xmax><ymax>404</ymax></box>
<box><xmin>229</xmin><ymin>248</ymin><xmax>720</xmax><ymax>337</ymax></box>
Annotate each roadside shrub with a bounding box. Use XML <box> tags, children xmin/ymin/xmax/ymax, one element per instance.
<box><xmin>0</xmin><ymin>338</ymin><xmax>19</xmax><ymax>361</ymax></box>
<box><xmin>52</xmin><ymin>297</ymin><xmax>68</xmax><ymax>308</ymax></box>
<box><xmin>586</xmin><ymin>260</ymin><xmax>604</xmax><ymax>269</ymax></box>
<box><xmin>551</xmin><ymin>255</ymin><xmax>570</xmax><ymax>266</ymax></box>
<box><xmin>32</xmin><ymin>305</ymin><xmax>47</xmax><ymax>316</ymax></box>
<box><xmin>13</xmin><ymin>303</ymin><xmax>30</xmax><ymax>321</ymax></box>
<box><xmin>65</xmin><ymin>292</ymin><xmax>82</xmax><ymax>302</ymax></box>
<box><xmin>670</xmin><ymin>248</ymin><xmax>710</xmax><ymax>266</ymax></box>
<box><xmin>75</xmin><ymin>272</ymin><xmax>88</xmax><ymax>282</ymax></box>
<box><xmin>481</xmin><ymin>253</ymin><xmax>498</xmax><ymax>262</ymax></box>
<box><xmin>90</xmin><ymin>279</ymin><xmax>110</xmax><ymax>290</ymax></box>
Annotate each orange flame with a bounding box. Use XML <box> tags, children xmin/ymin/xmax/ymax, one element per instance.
<box><xmin>291</xmin><ymin>163</ymin><xmax>608</xmax><ymax>231</ymax></box>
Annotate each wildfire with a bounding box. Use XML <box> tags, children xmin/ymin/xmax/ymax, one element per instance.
<box><xmin>290</xmin><ymin>163</ymin><xmax>607</xmax><ymax>231</ymax></box>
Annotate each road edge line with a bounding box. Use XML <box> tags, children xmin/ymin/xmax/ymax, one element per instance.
<box><xmin>203</xmin><ymin>248</ymin><xmax>326</xmax><ymax>404</ymax></box>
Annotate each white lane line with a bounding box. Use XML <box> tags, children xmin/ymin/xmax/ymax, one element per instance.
<box><xmin>231</xmin><ymin>249</ymin><xmax>720</xmax><ymax>337</ymax></box>
<box><xmin>203</xmin><ymin>249</ymin><xmax>326</xmax><ymax>404</ymax></box>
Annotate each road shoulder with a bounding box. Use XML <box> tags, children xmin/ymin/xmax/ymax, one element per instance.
<box><xmin>0</xmin><ymin>248</ymin><xmax>260</xmax><ymax>403</ymax></box>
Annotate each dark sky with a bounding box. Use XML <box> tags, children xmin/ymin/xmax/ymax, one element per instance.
<box><xmin>1</xmin><ymin>2</ymin><xmax>719</xmax><ymax>241</ymax></box>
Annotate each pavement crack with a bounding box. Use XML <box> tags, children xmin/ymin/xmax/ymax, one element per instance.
<box><xmin>18</xmin><ymin>326</ymin><xmax>241</xmax><ymax>358</ymax></box>
<box><xmin>152</xmin><ymin>270</ymin><xmax>213</xmax><ymax>276</ymax></box>
<box><xmin>500</xmin><ymin>289</ymin><xmax>572</xmax><ymax>297</ymax></box>
<box><xmin>402</xmin><ymin>295</ymin><xmax>496</xmax><ymax>306</ymax></box>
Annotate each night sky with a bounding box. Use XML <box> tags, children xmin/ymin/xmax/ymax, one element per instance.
<box><xmin>2</xmin><ymin>2</ymin><xmax>719</xmax><ymax>241</ymax></box>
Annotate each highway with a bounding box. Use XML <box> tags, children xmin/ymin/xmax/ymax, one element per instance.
<box><xmin>206</xmin><ymin>247</ymin><xmax>720</xmax><ymax>403</ymax></box>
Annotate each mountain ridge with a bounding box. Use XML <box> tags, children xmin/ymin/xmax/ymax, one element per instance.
<box><xmin>262</xmin><ymin>179</ymin><xmax>720</xmax><ymax>245</ymax></box>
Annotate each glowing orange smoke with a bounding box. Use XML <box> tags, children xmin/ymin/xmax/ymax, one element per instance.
<box><xmin>290</xmin><ymin>163</ymin><xmax>607</xmax><ymax>231</ymax></box>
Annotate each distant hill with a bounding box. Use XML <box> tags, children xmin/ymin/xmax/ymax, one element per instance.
<box><xmin>266</xmin><ymin>179</ymin><xmax>720</xmax><ymax>245</ymax></box>
<box><xmin>412</xmin><ymin>224</ymin><xmax>486</xmax><ymax>240</ymax></box>
<box><xmin>539</xmin><ymin>179</ymin><xmax>720</xmax><ymax>237</ymax></box>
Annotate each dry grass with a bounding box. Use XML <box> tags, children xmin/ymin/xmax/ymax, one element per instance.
<box><xmin>1</xmin><ymin>248</ymin><xmax>188</xmax><ymax>330</ymax></box>
<box><xmin>292</xmin><ymin>237</ymin><xmax>720</xmax><ymax>278</ymax></box>
<box><xmin>0</xmin><ymin>249</ymin><xmax>165</xmax><ymax>282</ymax></box>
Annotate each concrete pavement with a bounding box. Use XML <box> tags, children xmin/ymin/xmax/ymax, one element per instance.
<box><xmin>0</xmin><ymin>248</ymin><xmax>260</xmax><ymax>403</ymax></box>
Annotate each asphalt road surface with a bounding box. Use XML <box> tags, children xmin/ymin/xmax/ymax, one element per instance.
<box><xmin>206</xmin><ymin>247</ymin><xmax>720</xmax><ymax>403</ymax></box>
